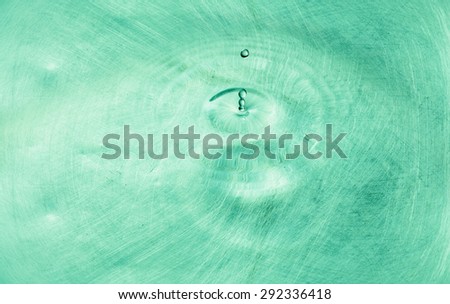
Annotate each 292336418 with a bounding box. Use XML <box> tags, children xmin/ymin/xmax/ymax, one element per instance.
<box><xmin>260</xmin><ymin>288</ymin><xmax>331</xmax><ymax>300</ymax></box>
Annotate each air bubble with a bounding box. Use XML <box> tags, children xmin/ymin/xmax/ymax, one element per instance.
<box><xmin>238</xmin><ymin>89</ymin><xmax>247</xmax><ymax>99</ymax></box>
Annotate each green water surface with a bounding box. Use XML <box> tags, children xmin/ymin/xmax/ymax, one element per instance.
<box><xmin>0</xmin><ymin>0</ymin><xmax>449</xmax><ymax>283</ymax></box>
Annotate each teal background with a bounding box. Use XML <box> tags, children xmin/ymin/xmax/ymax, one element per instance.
<box><xmin>0</xmin><ymin>1</ymin><xmax>449</xmax><ymax>283</ymax></box>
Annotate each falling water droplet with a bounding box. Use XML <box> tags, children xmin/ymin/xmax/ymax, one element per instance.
<box><xmin>240</xmin><ymin>49</ymin><xmax>249</xmax><ymax>58</ymax></box>
<box><xmin>238</xmin><ymin>89</ymin><xmax>247</xmax><ymax>99</ymax></box>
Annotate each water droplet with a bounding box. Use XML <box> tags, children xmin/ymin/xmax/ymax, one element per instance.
<box><xmin>238</xmin><ymin>98</ymin><xmax>246</xmax><ymax>112</ymax></box>
<box><xmin>238</xmin><ymin>89</ymin><xmax>247</xmax><ymax>99</ymax></box>
<box><xmin>240</xmin><ymin>49</ymin><xmax>249</xmax><ymax>58</ymax></box>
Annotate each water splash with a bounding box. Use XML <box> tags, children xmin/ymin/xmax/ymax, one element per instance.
<box><xmin>238</xmin><ymin>98</ymin><xmax>246</xmax><ymax>111</ymax></box>
<box><xmin>238</xmin><ymin>89</ymin><xmax>247</xmax><ymax>112</ymax></box>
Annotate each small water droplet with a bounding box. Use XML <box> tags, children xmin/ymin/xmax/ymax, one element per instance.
<box><xmin>240</xmin><ymin>49</ymin><xmax>249</xmax><ymax>58</ymax></box>
<box><xmin>238</xmin><ymin>89</ymin><xmax>247</xmax><ymax>99</ymax></box>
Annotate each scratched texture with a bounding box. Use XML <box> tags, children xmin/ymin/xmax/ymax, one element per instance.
<box><xmin>0</xmin><ymin>1</ymin><xmax>449</xmax><ymax>283</ymax></box>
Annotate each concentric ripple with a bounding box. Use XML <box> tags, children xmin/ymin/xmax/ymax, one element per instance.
<box><xmin>153</xmin><ymin>36</ymin><xmax>359</xmax><ymax>136</ymax></box>
<box><xmin>144</xmin><ymin>36</ymin><xmax>360</xmax><ymax>249</ymax></box>
<box><xmin>3</xmin><ymin>0</ymin><xmax>448</xmax><ymax>283</ymax></box>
